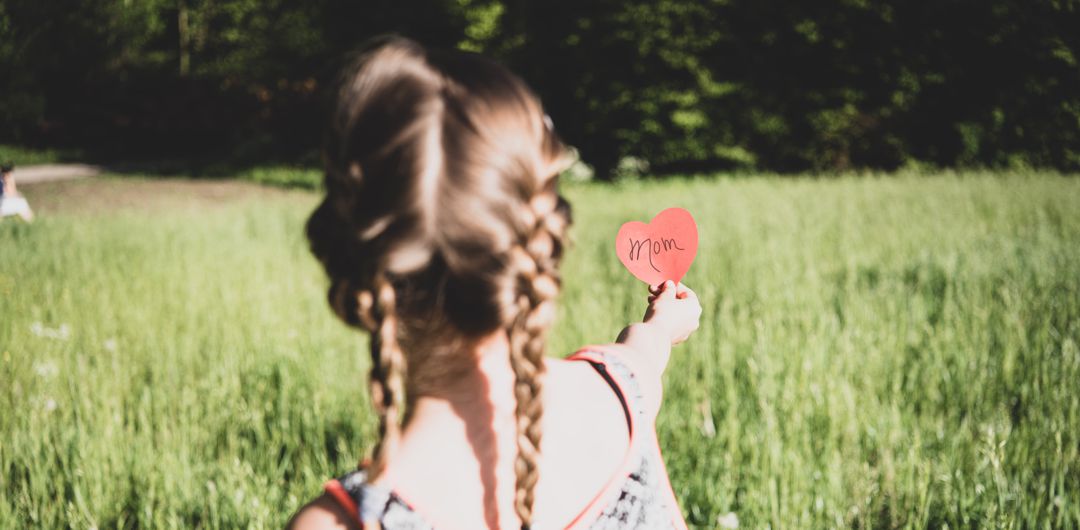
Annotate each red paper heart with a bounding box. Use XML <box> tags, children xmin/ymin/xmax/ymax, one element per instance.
<box><xmin>616</xmin><ymin>207</ymin><xmax>698</xmax><ymax>285</ymax></box>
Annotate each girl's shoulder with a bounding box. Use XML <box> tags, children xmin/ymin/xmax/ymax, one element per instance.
<box><xmin>555</xmin><ymin>344</ymin><xmax>661</xmax><ymax>424</ymax></box>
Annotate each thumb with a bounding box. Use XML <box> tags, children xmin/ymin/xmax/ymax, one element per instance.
<box><xmin>656</xmin><ymin>280</ymin><xmax>677</xmax><ymax>301</ymax></box>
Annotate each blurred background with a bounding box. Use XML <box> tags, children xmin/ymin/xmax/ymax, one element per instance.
<box><xmin>2</xmin><ymin>2</ymin><xmax>1079</xmax><ymax>529</ymax></box>
<box><xmin>1</xmin><ymin>0</ymin><xmax>1079</xmax><ymax>178</ymax></box>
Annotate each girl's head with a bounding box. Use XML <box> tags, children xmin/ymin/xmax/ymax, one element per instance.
<box><xmin>306</xmin><ymin>36</ymin><xmax>572</xmax><ymax>526</ymax></box>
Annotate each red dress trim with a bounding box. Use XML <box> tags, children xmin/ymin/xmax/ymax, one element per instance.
<box><xmin>323</xmin><ymin>478</ymin><xmax>360</xmax><ymax>521</ymax></box>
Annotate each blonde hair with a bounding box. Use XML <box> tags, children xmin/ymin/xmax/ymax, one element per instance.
<box><xmin>306</xmin><ymin>36</ymin><xmax>573</xmax><ymax>528</ymax></box>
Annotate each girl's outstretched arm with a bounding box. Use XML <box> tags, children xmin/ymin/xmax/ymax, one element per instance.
<box><xmin>613</xmin><ymin>280</ymin><xmax>701</xmax><ymax>418</ymax></box>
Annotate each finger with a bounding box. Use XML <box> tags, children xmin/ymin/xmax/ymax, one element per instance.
<box><xmin>657</xmin><ymin>280</ymin><xmax>677</xmax><ymax>300</ymax></box>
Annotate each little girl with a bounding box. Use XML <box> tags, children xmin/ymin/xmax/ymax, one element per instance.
<box><xmin>289</xmin><ymin>36</ymin><xmax>701</xmax><ymax>530</ymax></box>
<box><xmin>0</xmin><ymin>162</ymin><xmax>35</xmax><ymax>222</ymax></box>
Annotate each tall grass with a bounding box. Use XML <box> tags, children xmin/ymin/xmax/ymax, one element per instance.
<box><xmin>2</xmin><ymin>172</ymin><xmax>1078</xmax><ymax>528</ymax></box>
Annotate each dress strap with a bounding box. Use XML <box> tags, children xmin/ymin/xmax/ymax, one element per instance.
<box><xmin>565</xmin><ymin>347</ymin><xmax>649</xmax><ymax>439</ymax></box>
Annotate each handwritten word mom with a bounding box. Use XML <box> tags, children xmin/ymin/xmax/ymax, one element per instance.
<box><xmin>627</xmin><ymin>237</ymin><xmax>686</xmax><ymax>272</ymax></box>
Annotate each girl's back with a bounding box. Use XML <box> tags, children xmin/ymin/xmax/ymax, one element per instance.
<box><xmin>367</xmin><ymin>355</ymin><xmax>631</xmax><ymax>530</ymax></box>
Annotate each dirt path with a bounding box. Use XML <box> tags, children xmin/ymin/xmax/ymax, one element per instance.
<box><xmin>12</xmin><ymin>164</ymin><xmax>104</xmax><ymax>183</ymax></box>
<box><xmin>18</xmin><ymin>173</ymin><xmax>310</xmax><ymax>216</ymax></box>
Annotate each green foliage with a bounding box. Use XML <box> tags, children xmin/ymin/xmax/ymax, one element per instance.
<box><xmin>0</xmin><ymin>0</ymin><xmax>468</xmax><ymax>160</ymax></box>
<box><xmin>2</xmin><ymin>173</ymin><xmax>1079</xmax><ymax>528</ymax></box>
<box><xmin>454</xmin><ymin>0</ymin><xmax>504</xmax><ymax>52</ymax></box>
<box><xmin>1</xmin><ymin>0</ymin><xmax>1078</xmax><ymax>176</ymax></box>
<box><xmin>0</xmin><ymin>144</ymin><xmax>83</xmax><ymax>166</ymax></box>
<box><xmin>491</xmin><ymin>0</ymin><xmax>1080</xmax><ymax>177</ymax></box>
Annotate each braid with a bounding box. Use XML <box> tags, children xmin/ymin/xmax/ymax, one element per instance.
<box><xmin>509</xmin><ymin>193</ymin><xmax>564</xmax><ymax>529</ymax></box>
<box><xmin>364</xmin><ymin>274</ymin><xmax>408</xmax><ymax>480</ymax></box>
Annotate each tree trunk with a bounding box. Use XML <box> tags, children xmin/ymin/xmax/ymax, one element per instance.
<box><xmin>178</xmin><ymin>0</ymin><xmax>190</xmax><ymax>77</ymax></box>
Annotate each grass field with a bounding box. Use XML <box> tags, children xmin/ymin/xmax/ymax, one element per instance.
<box><xmin>2</xmin><ymin>172</ymin><xmax>1079</xmax><ymax>528</ymax></box>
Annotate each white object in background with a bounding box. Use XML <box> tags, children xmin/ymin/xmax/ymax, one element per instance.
<box><xmin>0</xmin><ymin>196</ymin><xmax>33</xmax><ymax>218</ymax></box>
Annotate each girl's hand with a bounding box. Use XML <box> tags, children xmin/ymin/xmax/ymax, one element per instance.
<box><xmin>612</xmin><ymin>280</ymin><xmax>700</xmax><ymax>418</ymax></box>
<box><xmin>643</xmin><ymin>280</ymin><xmax>701</xmax><ymax>345</ymax></box>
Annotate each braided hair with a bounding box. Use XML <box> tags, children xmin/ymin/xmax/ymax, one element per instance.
<box><xmin>306</xmin><ymin>36</ymin><xmax>573</xmax><ymax>528</ymax></box>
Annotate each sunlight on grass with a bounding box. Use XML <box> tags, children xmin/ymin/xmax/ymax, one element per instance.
<box><xmin>2</xmin><ymin>172</ymin><xmax>1079</xmax><ymax>528</ymax></box>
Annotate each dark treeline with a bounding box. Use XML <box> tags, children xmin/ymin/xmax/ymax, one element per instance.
<box><xmin>1</xmin><ymin>0</ymin><xmax>1078</xmax><ymax>178</ymax></box>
